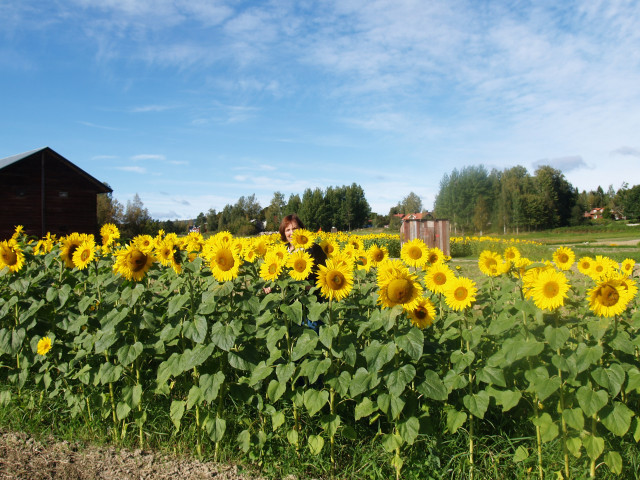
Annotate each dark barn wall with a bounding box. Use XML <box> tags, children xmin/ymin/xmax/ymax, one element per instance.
<box><xmin>0</xmin><ymin>150</ymin><xmax>107</xmax><ymax>240</ymax></box>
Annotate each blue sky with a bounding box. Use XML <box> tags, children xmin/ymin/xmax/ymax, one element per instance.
<box><xmin>2</xmin><ymin>0</ymin><xmax>640</xmax><ymax>220</ymax></box>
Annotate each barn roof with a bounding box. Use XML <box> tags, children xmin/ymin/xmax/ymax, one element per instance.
<box><xmin>0</xmin><ymin>146</ymin><xmax>112</xmax><ymax>193</ymax></box>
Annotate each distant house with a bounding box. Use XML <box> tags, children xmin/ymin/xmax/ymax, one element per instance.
<box><xmin>0</xmin><ymin>147</ymin><xmax>112</xmax><ymax>239</ymax></box>
<box><xmin>584</xmin><ymin>207</ymin><xmax>605</xmax><ymax>220</ymax></box>
<box><xmin>401</xmin><ymin>212</ymin><xmax>428</xmax><ymax>221</ymax></box>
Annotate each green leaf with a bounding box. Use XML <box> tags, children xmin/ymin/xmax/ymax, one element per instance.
<box><xmin>0</xmin><ymin>390</ymin><xmax>11</xmax><ymax>407</ymax></box>
<box><xmin>450</xmin><ymin>349</ymin><xmax>475</xmax><ymax>374</ymax></box>
<box><xmin>304</xmin><ymin>389</ymin><xmax>329</xmax><ymax>417</ymax></box>
<box><xmin>78</xmin><ymin>296</ymin><xmax>94</xmax><ymax>314</ymax></box>
<box><xmin>355</xmin><ymin>397</ymin><xmax>376</xmax><ymax>421</ymax></box>
<box><xmin>398</xmin><ymin>416</ymin><xmax>420</xmax><ymax>445</ymax></box>
<box><xmin>183</xmin><ymin>316</ymin><xmax>208</xmax><ymax>344</ymax></box>
<box><xmin>210</xmin><ymin>322</ymin><xmax>236</xmax><ymax>352</ymax></box>
<box><xmin>281</xmin><ymin>301</ymin><xmax>303</xmax><ymax>326</ymax></box>
<box><xmin>320</xmin><ymin>414</ymin><xmax>341</xmax><ymax>437</ymax></box>
<box><xmin>463</xmin><ymin>390</ymin><xmax>490</xmax><ymax>419</ymax></box>
<box><xmin>601</xmin><ymin>402</ymin><xmax>634</xmax><ymax>437</ymax></box>
<box><xmin>267</xmin><ymin>380</ymin><xmax>287</xmax><ymax>402</ymax></box>
<box><xmin>626</xmin><ymin>367</ymin><xmax>640</xmax><ymax>393</ymax></box>
<box><xmin>563</xmin><ymin>408</ymin><xmax>584</xmax><ymax>431</ymax></box>
<box><xmin>377</xmin><ymin>393</ymin><xmax>405</xmax><ymax>420</ymax></box>
<box><xmin>381</xmin><ymin>433</ymin><xmax>403</xmax><ymax>452</ymax></box>
<box><xmin>170</xmin><ymin>400</ymin><xmax>186</xmax><ymax>430</ymax></box>
<box><xmin>576</xmin><ymin>386</ymin><xmax>609</xmax><ymax>417</ymax></box>
<box><xmin>583</xmin><ymin>434</ymin><xmax>604</xmax><ymax>461</ymax></box>
<box><xmin>307</xmin><ymin>435</ymin><xmax>324</xmax><ymax>455</ymax></box>
<box><xmin>604</xmin><ymin>451</ymin><xmax>623</xmax><ymax>475</ymax></box>
<box><xmin>187</xmin><ymin>386</ymin><xmax>203</xmax><ymax>410</ymax></box>
<box><xmin>248</xmin><ymin>361</ymin><xmax>272</xmax><ymax>386</ymax></box>
<box><xmin>199</xmin><ymin>372</ymin><xmax>225</xmax><ymax>403</ymax></box>
<box><xmin>566</xmin><ymin>436</ymin><xmax>582</xmax><ymax>458</ymax></box>
<box><xmin>237</xmin><ymin>429</ymin><xmax>250</xmax><ymax>453</ymax></box>
<box><xmin>610</xmin><ymin>331</ymin><xmax>635</xmax><ymax>355</ymax></box>
<box><xmin>532</xmin><ymin>412</ymin><xmax>558</xmax><ymax>443</ymax></box>
<box><xmin>544</xmin><ymin>325</ymin><xmax>571</xmax><ymax>350</ymax></box>
<box><xmin>299</xmin><ymin>358</ymin><xmax>331</xmax><ymax>384</ymax></box>
<box><xmin>487</xmin><ymin>387</ymin><xmax>521</xmax><ymax>412</ymax></box>
<box><xmin>276</xmin><ymin>362</ymin><xmax>296</xmax><ymax>384</ymax></box>
<box><xmin>167</xmin><ymin>292</ymin><xmax>189</xmax><ymax>317</ymax></box>
<box><xmin>363</xmin><ymin>341</ymin><xmax>396</xmax><ymax>372</ymax></box>
<box><xmin>487</xmin><ymin>311</ymin><xmax>517</xmax><ymax>336</ymax></box>
<box><xmin>384</xmin><ymin>364</ymin><xmax>416</xmax><ymax>397</ymax></box>
<box><xmin>319</xmin><ymin>324</ymin><xmax>340</xmax><ymax>349</ymax></box>
<box><xmin>416</xmin><ymin>370</ymin><xmax>448</xmax><ymax>401</ymax></box>
<box><xmin>574</xmin><ymin>344</ymin><xmax>604</xmax><ymax>373</ymax></box>
<box><xmin>591</xmin><ymin>364</ymin><xmax>625</xmax><ymax>397</ymax></box>
<box><xmin>116</xmin><ymin>402</ymin><xmax>131</xmax><ymax>421</ymax></box>
<box><xmin>116</xmin><ymin>342</ymin><xmax>143</xmax><ymax>367</ymax></box>
<box><xmin>633</xmin><ymin>417</ymin><xmax>640</xmax><ymax>442</ymax></box>
<box><xmin>292</xmin><ymin>331</ymin><xmax>319</xmax><ymax>361</ymax></box>
<box><xmin>205</xmin><ymin>415</ymin><xmax>226</xmax><ymax>443</ymax></box>
<box><xmin>476</xmin><ymin>366</ymin><xmax>506</xmax><ymax>387</ymax></box>
<box><xmin>396</xmin><ymin>327</ymin><xmax>424</xmax><ymax>361</ymax></box>
<box><xmin>271</xmin><ymin>411</ymin><xmax>285</xmax><ymax>431</ymax></box>
<box><xmin>327</xmin><ymin>370</ymin><xmax>351</xmax><ymax>397</ymax></box>
<box><xmin>446</xmin><ymin>409</ymin><xmax>467</xmax><ymax>434</ymax></box>
<box><xmin>93</xmin><ymin>331</ymin><xmax>118</xmax><ymax>355</ymax></box>
<box><xmin>513</xmin><ymin>446</ymin><xmax>529</xmax><ymax>463</ymax></box>
<box><xmin>287</xmin><ymin>429</ymin><xmax>299</xmax><ymax>447</ymax></box>
<box><xmin>58</xmin><ymin>284</ymin><xmax>72</xmax><ymax>307</ymax></box>
<box><xmin>349</xmin><ymin>367</ymin><xmax>380</xmax><ymax>398</ymax></box>
<box><xmin>97</xmin><ymin>362</ymin><xmax>123</xmax><ymax>385</ymax></box>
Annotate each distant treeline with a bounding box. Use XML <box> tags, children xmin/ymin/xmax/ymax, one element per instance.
<box><xmin>433</xmin><ymin>165</ymin><xmax>640</xmax><ymax>235</ymax></box>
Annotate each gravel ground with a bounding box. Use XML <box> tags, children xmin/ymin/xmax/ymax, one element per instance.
<box><xmin>0</xmin><ymin>430</ymin><xmax>269</xmax><ymax>480</ymax></box>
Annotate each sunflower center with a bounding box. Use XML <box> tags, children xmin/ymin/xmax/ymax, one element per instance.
<box><xmin>428</xmin><ymin>254</ymin><xmax>438</xmax><ymax>264</ymax></box>
<box><xmin>80</xmin><ymin>249</ymin><xmax>91</xmax><ymax>262</ymax></box>
<box><xmin>215</xmin><ymin>251</ymin><xmax>234</xmax><ymax>271</ymax></box>
<box><xmin>408</xmin><ymin>247</ymin><xmax>422</xmax><ymax>260</ymax></box>
<box><xmin>268</xmin><ymin>263</ymin><xmax>278</xmax><ymax>274</ymax></box>
<box><xmin>558</xmin><ymin>253</ymin><xmax>569</xmax><ymax>263</ymax></box>
<box><xmin>454</xmin><ymin>286</ymin><xmax>468</xmax><ymax>301</ymax></box>
<box><xmin>598</xmin><ymin>285</ymin><xmax>619</xmax><ymax>306</ymax></box>
<box><xmin>128</xmin><ymin>250</ymin><xmax>148</xmax><ymax>272</ymax></box>
<box><xmin>2</xmin><ymin>250</ymin><xmax>17</xmax><ymax>266</ymax></box>
<box><xmin>543</xmin><ymin>281</ymin><xmax>560</xmax><ymax>298</ymax></box>
<box><xmin>294</xmin><ymin>259</ymin><xmax>307</xmax><ymax>272</ymax></box>
<box><xmin>485</xmin><ymin>258</ymin><xmax>497</xmax><ymax>268</ymax></box>
<box><xmin>434</xmin><ymin>272</ymin><xmax>447</xmax><ymax>285</ymax></box>
<box><xmin>328</xmin><ymin>271</ymin><xmax>345</xmax><ymax>289</ymax></box>
<box><xmin>387</xmin><ymin>278</ymin><xmax>413</xmax><ymax>303</ymax></box>
<box><xmin>414</xmin><ymin>307</ymin><xmax>427</xmax><ymax>320</ymax></box>
<box><xmin>68</xmin><ymin>244</ymin><xmax>79</xmax><ymax>258</ymax></box>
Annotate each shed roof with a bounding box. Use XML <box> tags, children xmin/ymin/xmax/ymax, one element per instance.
<box><xmin>0</xmin><ymin>147</ymin><xmax>112</xmax><ymax>193</ymax></box>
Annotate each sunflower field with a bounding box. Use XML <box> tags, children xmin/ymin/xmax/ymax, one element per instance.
<box><xmin>1</xmin><ymin>225</ymin><xmax>639</xmax><ymax>479</ymax></box>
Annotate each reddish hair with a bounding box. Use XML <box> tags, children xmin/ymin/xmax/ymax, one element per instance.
<box><xmin>279</xmin><ymin>214</ymin><xmax>305</xmax><ymax>242</ymax></box>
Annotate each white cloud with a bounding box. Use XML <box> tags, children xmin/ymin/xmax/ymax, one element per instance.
<box><xmin>131</xmin><ymin>154</ymin><xmax>166</xmax><ymax>161</ymax></box>
<box><xmin>117</xmin><ymin>166</ymin><xmax>146</xmax><ymax>174</ymax></box>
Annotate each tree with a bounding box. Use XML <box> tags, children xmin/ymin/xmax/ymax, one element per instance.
<box><xmin>619</xmin><ymin>184</ymin><xmax>640</xmax><ymax>221</ymax></box>
<box><xmin>264</xmin><ymin>192</ymin><xmax>286</xmax><ymax>231</ymax></box>
<box><xmin>97</xmin><ymin>183</ymin><xmax>124</xmax><ymax>226</ymax></box>
<box><xmin>472</xmin><ymin>195</ymin><xmax>490</xmax><ymax>234</ymax></box>
<box><xmin>285</xmin><ymin>194</ymin><xmax>302</xmax><ymax>216</ymax></box>
<box><xmin>121</xmin><ymin>193</ymin><xmax>153</xmax><ymax>238</ymax></box>
<box><xmin>399</xmin><ymin>192</ymin><xmax>423</xmax><ymax>214</ymax></box>
<box><xmin>206</xmin><ymin>208</ymin><xmax>219</xmax><ymax>233</ymax></box>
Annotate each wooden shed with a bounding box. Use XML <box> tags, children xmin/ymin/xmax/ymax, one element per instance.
<box><xmin>0</xmin><ymin>147</ymin><xmax>112</xmax><ymax>239</ymax></box>
<box><xmin>400</xmin><ymin>215</ymin><xmax>451</xmax><ymax>256</ymax></box>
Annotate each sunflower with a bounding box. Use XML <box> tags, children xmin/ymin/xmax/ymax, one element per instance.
<box><xmin>553</xmin><ymin>246</ymin><xmax>575</xmax><ymax>271</ymax></box>
<box><xmin>590</xmin><ymin>255</ymin><xmax>618</xmax><ymax>281</ymax></box>
<box><xmin>100</xmin><ymin>223</ymin><xmax>120</xmax><ymax>247</ymax></box>
<box><xmin>209</xmin><ymin>245</ymin><xmax>241</xmax><ymax>282</ymax></box>
<box><xmin>290</xmin><ymin>229</ymin><xmax>314</xmax><ymax>250</ymax></box>
<box><xmin>133</xmin><ymin>235</ymin><xmax>155</xmax><ymax>254</ymax></box>
<box><xmin>348</xmin><ymin>237</ymin><xmax>364</xmax><ymax>251</ymax></box>
<box><xmin>424</xmin><ymin>263</ymin><xmax>454</xmax><ymax>294</ymax></box>
<box><xmin>60</xmin><ymin>233</ymin><xmax>85</xmax><ymax>268</ymax></box>
<box><xmin>0</xmin><ymin>239</ymin><xmax>25</xmax><ymax>273</ymax></box>
<box><xmin>260</xmin><ymin>251</ymin><xmax>284</xmax><ymax>282</ymax></box>
<box><xmin>155</xmin><ymin>238</ymin><xmax>182</xmax><ymax>274</ymax></box>
<box><xmin>577</xmin><ymin>256</ymin><xmax>593</xmax><ymax>276</ymax></box>
<box><xmin>377</xmin><ymin>267</ymin><xmax>423</xmax><ymax>311</ymax></box>
<box><xmin>408</xmin><ymin>297</ymin><xmax>436</xmax><ymax>329</ymax></box>
<box><xmin>316</xmin><ymin>259</ymin><xmax>354</xmax><ymax>301</ymax></box>
<box><xmin>529</xmin><ymin>268</ymin><xmax>570</xmax><ymax>311</ymax></box>
<box><xmin>320</xmin><ymin>238</ymin><xmax>339</xmax><ymax>258</ymax></box>
<box><xmin>287</xmin><ymin>250</ymin><xmax>314</xmax><ymax>281</ymax></box>
<box><xmin>427</xmin><ymin>247</ymin><xmax>445</xmax><ymax>265</ymax></box>
<box><xmin>620</xmin><ymin>258</ymin><xmax>636</xmax><ymax>276</ymax></box>
<box><xmin>443</xmin><ymin>276</ymin><xmax>477</xmax><ymax>311</ymax></box>
<box><xmin>72</xmin><ymin>240</ymin><xmax>96</xmax><ymax>270</ymax></box>
<box><xmin>478</xmin><ymin>250</ymin><xmax>504</xmax><ymax>277</ymax></box>
<box><xmin>588</xmin><ymin>276</ymin><xmax>633</xmax><ymax>317</ymax></box>
<box><xmin>367</xmin><ymin>244</ymin><xmax>388</xmax><ymax>265</ymax></box>
<box><xmin>503</xmin><ymin>246</ymin><xmax>521</xmax><ymax>264</ymax></box>
<box><xmin>113</xmin><ymin>244</ymin><xmax>155</xmax><ymax>281</ymax></box>
<box><xmin>356</xmin><ymin>249</ymin><xmax>373</xmax><ymax>272</ymax></box>
<box><xmin>401</xmin><ymin>238</ymin><xmax>429</xmax><ymax>268</ymax></box>
<box><xmin>37</xmin><ymin>336</ymin><xmax>52</xmax><ymax>356</ymax></box>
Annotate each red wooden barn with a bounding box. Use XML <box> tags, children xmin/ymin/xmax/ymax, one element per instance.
<box><xmin>0</xmin><ymin>147</ymin><xmax>112</xmax><ymax>240</ymax></box>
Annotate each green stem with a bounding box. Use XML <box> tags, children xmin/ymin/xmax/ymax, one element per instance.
<box><xmin>590</xmin><ymin>414</ymin><xmax>597</xmax><ymax>478</ymax></box>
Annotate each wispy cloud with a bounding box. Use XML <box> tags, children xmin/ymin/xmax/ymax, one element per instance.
<box><xmin>117</xmin><ymin>166</ymin><xmax>146</xmax><ymax>174</ymax></box>
<box><xmin>131</xmin><ymin>154</ymin><xmax>166</xmax><ymax>161</ymax></box>
<box><xmin>532</xmin><ymin>156</ymin><xmax>588</xmax><ymax>173</ymax></box>
<box><xmin>611</xmin><ymin>146</ymin><xmax>640</xmax><ymax>158</ymax></box>
<box><xmin>79</xmin><ymin>121</ymin><xmax>124</xmax><ymax>131</ymax></box>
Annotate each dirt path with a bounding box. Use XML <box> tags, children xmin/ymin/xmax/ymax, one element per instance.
<box><xmin>0</xmin><ymin>430</ymin><xmax>269</xmax><ymax>480</ymax></box>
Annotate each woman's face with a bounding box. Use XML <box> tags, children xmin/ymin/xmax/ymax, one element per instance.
<box><xmin>284</xmin><ymin>221</ymin><xmax>299</xmax><ymax>243</ymax></box>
